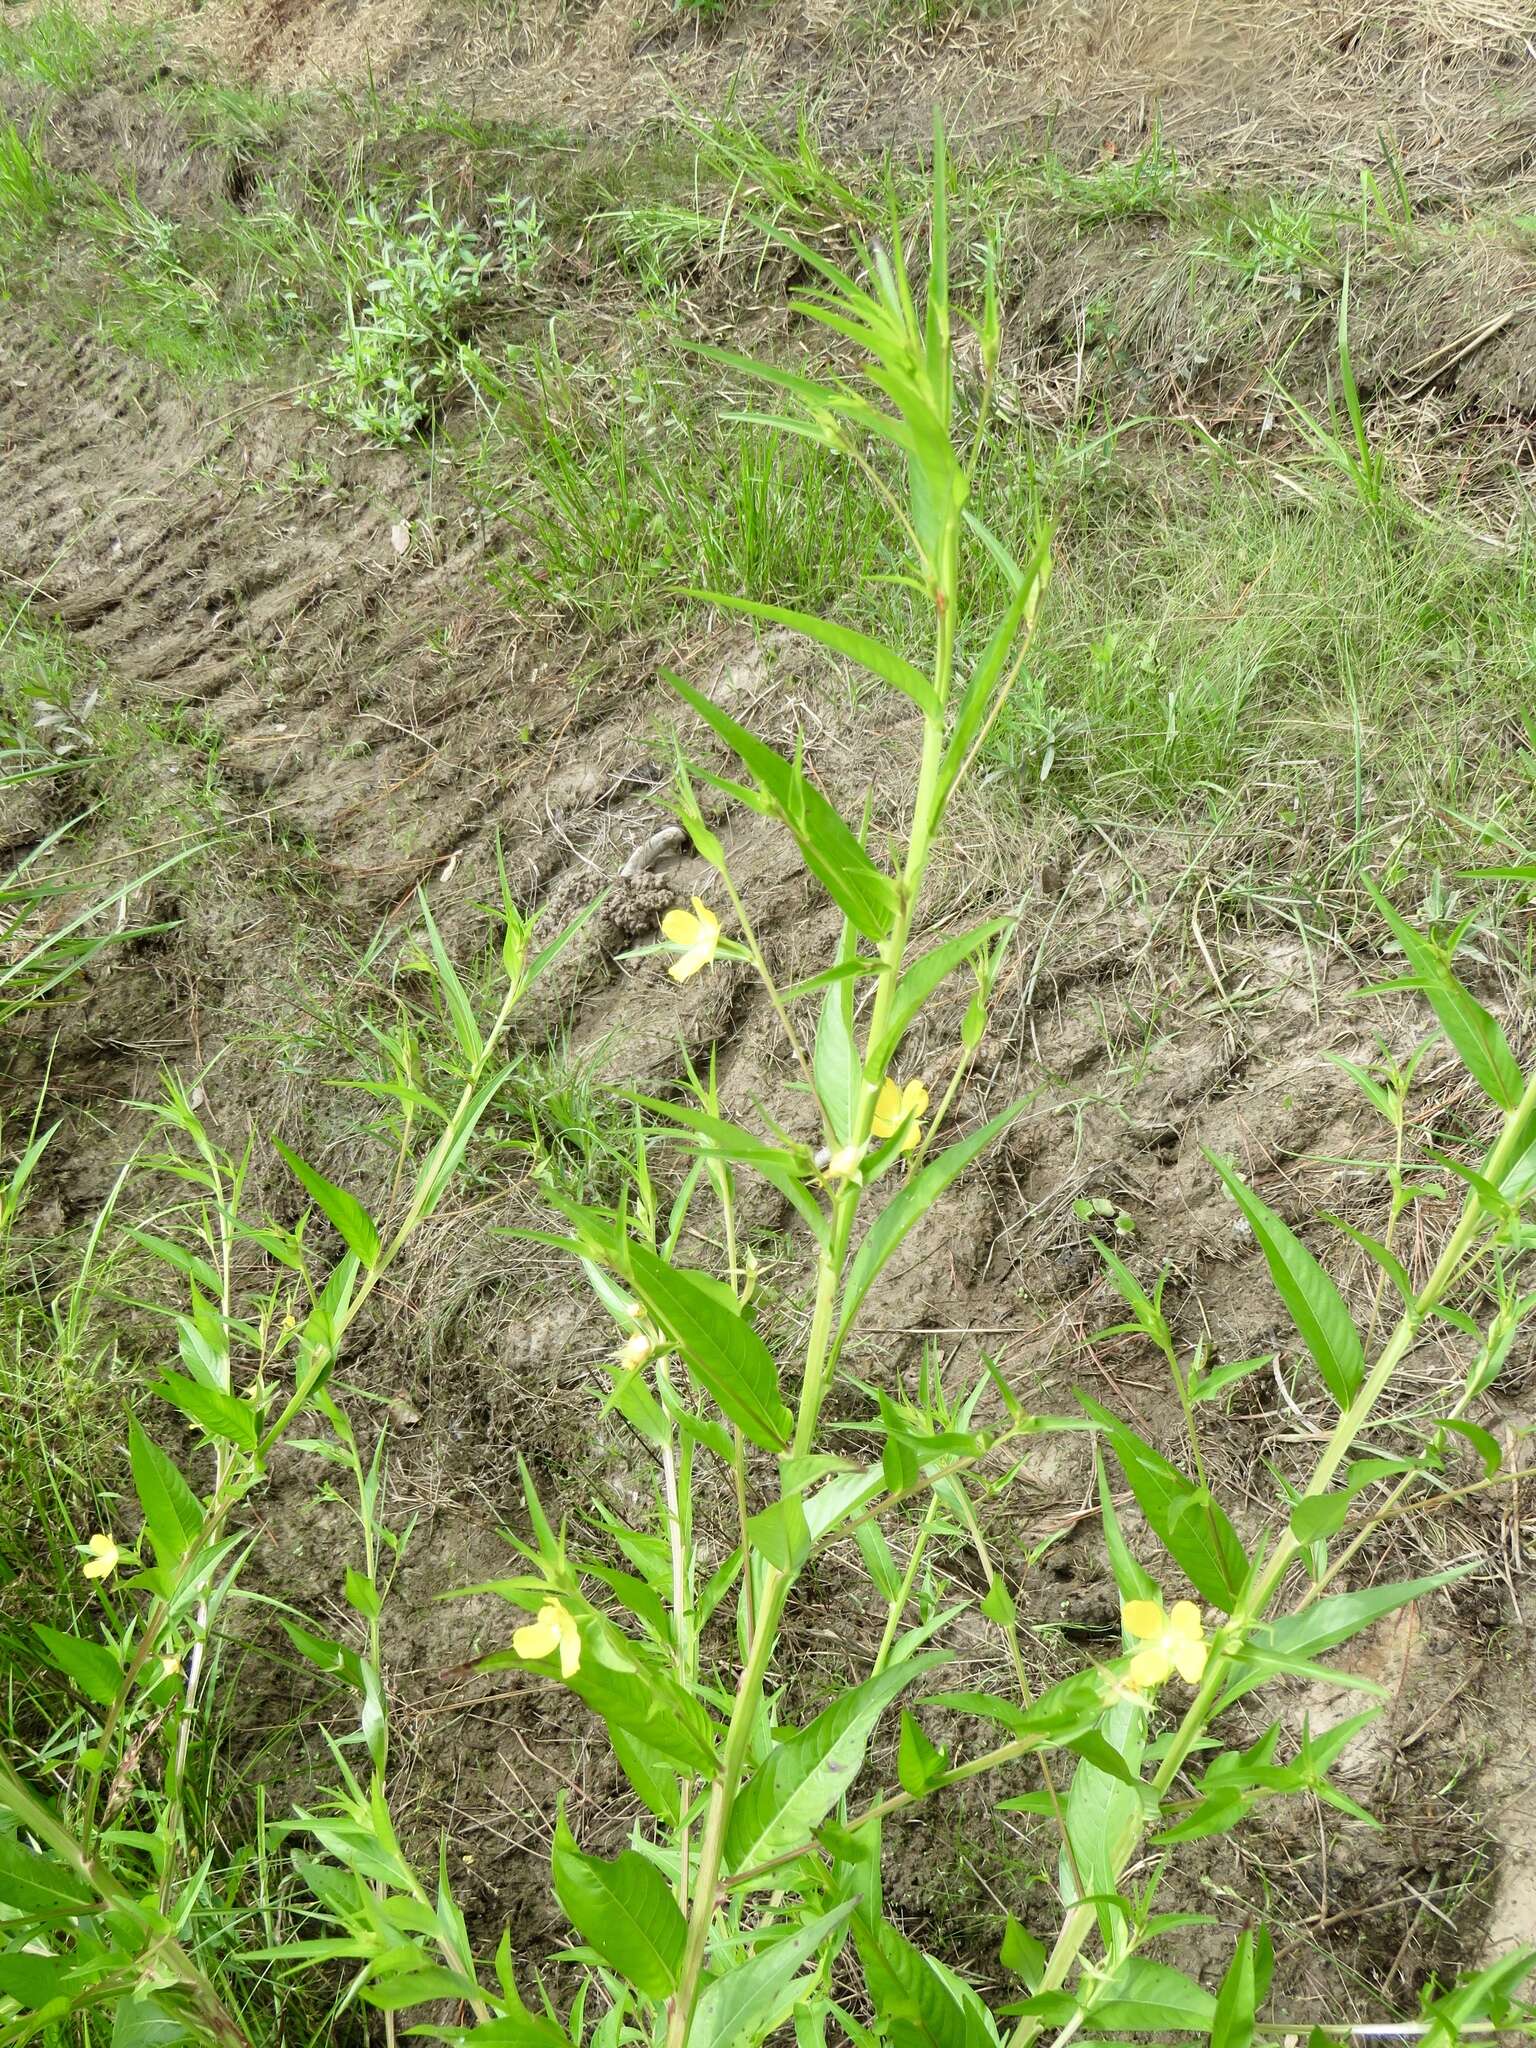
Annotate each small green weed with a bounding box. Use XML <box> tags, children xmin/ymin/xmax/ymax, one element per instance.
<box><xmin>0</xmin><ymin>119</ymin><xmax>61</xmax><ymax>256</ymax></box>
<box><xmin>315</xmin><ymin>194</ymin><xmax>540</xmax><ymax>443</ymax></box>
<box><xmin>0</xmin><ymin>4</ymin><xmax>146</xmax><ymax>91</ymax></box>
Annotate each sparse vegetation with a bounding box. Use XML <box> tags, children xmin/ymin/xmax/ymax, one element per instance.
<box><xmin>2</xmin><ymin>6</ymin><xmax>1536</xmax><ymax>2047</ymax></box>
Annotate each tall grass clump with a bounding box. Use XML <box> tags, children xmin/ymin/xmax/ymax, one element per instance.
<box><xmin>1</xmin><ymin>122</ymin><xmax>1533</xmax><ymax>2048</ymax></box>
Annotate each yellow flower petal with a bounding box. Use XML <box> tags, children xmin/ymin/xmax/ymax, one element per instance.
<box><xmin>1129</xmin><ymin>1644</ymin><xmax>1173</xmax><ymax>1686</ymax></box>
<box><xmin>1168</xmin><ymin>1601</ymin><xmax>1204</xmax><ymax>1642</ymax></box>
<box><xmin>513</xmin><ymin>1615</ymin><xmax>558</xmax><ymax>1662</ymax></box>
<box><xmin>661</xmin><ymin>908</ymin><xmax>701</xmax><ymax>947</ymax></box>
<box><xmin>1172</xmin><ymin>1638</ymin><xmax>1209</xmax><ymax>1683</ymax></box>
<box><xmin>871</xmin><ymin>1077</ymin><xmax>903</xmax><ymax>1136</ymax></box>
<box><xmin>663</xmin><ymin>900</ymin><xmax>721</xmax><ymax>982</ymax></box>
<box><xmin>554</xmin><ymin>1607</ymin><xmax>582</xmax><ymax>1681</ymax></box>
<box><xmin>82</xmin><ymin>1533</ymin><xmax>118</xmax><ymax>1583</ymax></box>
<box><xmin>872</xmin><ymin>1076</ymin><xmax>928</xmax><ymax>1151</ymax></box>
<box><xmin>1121</xmin><ymin>1599</ymin><xmax>1163</xmax><ymax>1641</ymax></box>
<box><xmin>514</xmin><ymin>1600</ymin><xmax>582</xmax><ymax>1681</ymax></box>
<box><xmin>669</xmin><ymin>942</ymin><xmax>711</xmax><ymax>983</ymax></box>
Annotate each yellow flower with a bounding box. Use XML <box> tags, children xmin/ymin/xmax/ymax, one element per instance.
<box><xmin>81</xmin><ymin>1532</ymin><xmax>119</xmax><ymax>1583</ymax></box>
<box><xmin>660</xmin><ymin>899</ymin><xmax>722</xmax><ymax>983</ymax></box>
<box><xmin>1123</xmin><ymin>1598</ymin><xmax>1208</xmax><ymax>1687</ymax></box>
<box><xmin>872</xmin><ymin>1076</ymin><xmax>929</xmax><ymax>1152</ymax></box>
<box><xmin>513</xmin><ymin>1599</ymin><xmax>582</xmax><ymax>1680</ymax></box>
<box><xmin>160</xmin><ymin>1654</ymin><xmax>183</xmax><ymax>1680</ymax></box>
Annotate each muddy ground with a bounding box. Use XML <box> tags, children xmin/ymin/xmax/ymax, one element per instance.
<box><xmin>4</xmin><ymin>0</ymin><xmax>1536</xmax><ymax>2036</ymax></box>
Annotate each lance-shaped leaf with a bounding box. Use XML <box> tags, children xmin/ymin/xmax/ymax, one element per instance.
<box><xmin>726</xmin><ymin>1652</ymin><xmax>949</xmax><ymax>1875</ymax></box>
<box><xmin>666</xmin><ymin>671</ymin><xmax>897</xmax><ymax>941</ymax></box>
<box><xmin>274</xmin><ymin>1138</ymin><xmax>381</xmax><ymax>1270</ymax></box>
<box><xmin>129</xmin><ymin>1418</ymin><xmax>202</xmax><ymax>1570</ymax></box>
<box><xmin>689</xmin><ymin>593</ymin><xmax>939</xmax><ymax>717</ymax></box>
<box><xmin>1080</xmin><ymin>1394</ymin><xmax>1249</xmax><ymax>1611</ymax></box>
<box><xmin>1367</xmin><ymin>881</ymin><xmax>1524</xmax><ymax>1110</ymax></box>
<box><xmin>552</xmin><ymin>1802</ymin><xmax>686</xmax><ymax>1996</ymax></box>
<box><xmin>868</xmin><ymin>916</ymin><xmax>1012</xmax><ymax>1077</ymax></box>
<box><xmin>837</xmin><ymin>1101</ymin><xmax>1031</xmax><ymax>1345</ymax></box>
<box><xmin>691</xmin><ymin>1903</ymin><xmax>856</xmax><ymax>2048</ymax></box>
<box><xmin>855</xmin><ymin>1911</ymin><xmax>999</xmax><ymax>2048</ymax></box>
<box><xmin>1089</xmin><ymin>1957</ymin><xmax>1216</xmax><ymax>2035</ymax></box>
<box><xmin>815</xmin><ymin>922</ymin><xmax>861</xmax><ymax>1145</ymax></box>
<box><xmin>472</xmin><ymin>1586</ymin><xmax>719</xmax><ymax>1775</ymax></box>
<box><xmin>1209</xmin><ymin>1157</ymin><xmax>1363</xmax><ymax>1411</ymax></box>
<box><xmin>939</xmin><ymin>522</ymin><xmax>1051</xmax><ymax>804</ymax></box>
<box><xmin>623</xmin><ymin>1238</ymin><xmax>791</xmax><ymax>1452</ymax></box>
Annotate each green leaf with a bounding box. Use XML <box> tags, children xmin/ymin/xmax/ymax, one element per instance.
<box><xmin>551</xmin><ymin>1803</ymin><xmax>685</xmax><ymax>1997</ymax></box>
<box><xmin>666</xmin><ymin>671</ymin><xmax>897</xmax><ymax>941</ymax></box>
<box><xmin>361</xmin><ymin>1967</ymin><xmax>497</xmax><ymax>2013</ymax></box>
<box><xmin>1210</xmin><ymin>1158</ymin><xmax>1363</xmax><ymax>1410</ymax></box>
<box><xmin>897</xmin><ymin>1709</ymin><xmax>948</xmax><ymax>1796</ymax></box>
<box><xmin>33</xmin><ymin>1624</ymin><xmax>122</xmax><ymax>1709</ymax></box>
<box><xmin>1190</xmin><ymin>1353</ymin><xmax>1276</xmax><ymax>1403</ymax></box>
<box><xmin>1289</xmin><ymin>1492</ymin><xmax>1353</xmax><ymax>1545</ymax></box>
<box><xmin>999</xmin><ymin>1918</ymin><xmax>1045</xmax><ymax>1991</ymax></box>
<box><xmin>610</xmin><ymin>1726</ymin><xmax>681</xmax><ymax>1825</ymax></box>
<box><xmin>0</xmin><ymin>1950</ymin><xmax>70</xmax><ymax>2008</ymax></box>
<box><xmin>623</xmin><ymin>1238</ymin><xmax>791</xmax><ymax>1452</ymax></box>
<box><xmin>868</xmin><ymin>918</ymin><xmax>1011</xmax><ymax>1076</ymax></box>
<box><xmin>1259</xmin><ymin>1564</ymin><xmax>1473</xmax><ymax>1666</ymax></box>
<box><xmin>815</xmin><ymin>929</ymin><xmax>861</xmax><ymax>1145</ymax></box>
<box><xmin>126</xmin><ymin>1229</ymin><xmax>223</xmax><ymax>1299</ymax></box>
<box><xmin>689</xmin><ymin>592</ymin><xmax>939</xmax><ymax>717</ymax></box>
<box><xmin>1096</xmin><ymin>1453</ymin><xmax>1158</xmax><ymax>1605</ymax></box>
<box><xmin>745</xmin><ymin>1494</ymin><xmax>812</xmax><ymax>1574</ymax></box>
<box><xmin>1367</xmin><ymin>882</ymin><xmax>1524</xmax><ymax>1109</ymax></box>
<box><xmin>690</xmin><ymin>1903</ymin><xmax>856</xmax><ymax>2048</ymax></box>
<box><xmin>1437</xmin><ymin>1415</ymin><xmax>1503</xmax><ymax>1475</ymax></box>
<box><xmin>472</xmin><ymin>1588</ymin><xmax>718</xmax><ymax>1776</ymax></box>
<box><xmin>855</xmin><ymin>1913</ymin><xmax>998</xmax><ymax>2048</ymax></box>
<box><xmin>0</xmin><ymin>1833</ymin><xmax>96</xmax><ymax>1915</ymax></box>
<box><xmin>1090</xmin><ymin>1958</ymin><xmax>1215</xmax><ymax>2034</ymax></box>
<box><xmin>273</xmin><ymin>1139</ymin><xmax>381</xmax><ymax>1270</ymax></box>
<box><xmin>151</xmin><ymin>1371</ymin><xmax>257</xmax><ymax>1451</ymax></box>
<box><xmin>111</xmin><ymin>1994</ymin><xmax>189</xmax><ymax>2047</ymax></box>
<box><xmin>1061</xmin><ymin>1700</ymin><xmax>1146</xmax><ymax>1921</ymax></box>
<box><xmin>415</xmin><ymin>893</ymin><xmax>485</xmax><ymax>1067</ymax></box>
<box><xmin>1081</xmin><ymin>1396</ymin><xmax>1248</xmax><ymax>1611</ymax></box>
<box><xmin>838</xmin><ymin>1100</ymin><xmax>1031</xmax><ymax>1343</ymax></box>
<box><xmin>939</xmin><ymin>523</ymin><xmax>1051</xmax><ymax>805</ymax></box>
<box><xmin>726</xmin><ymin>1654</ymin><xmax>949</xmax><ymax>1874</ymax></box>
<box><xmin>1211</xmin><ymin>1930</ymin><xmax>1271</xmax><ymax>2048</ymax></box>
<box><xmin>129</xmin><ymin>1418</ymin><xmax>202</xmax><ymax>1569</ymax></box>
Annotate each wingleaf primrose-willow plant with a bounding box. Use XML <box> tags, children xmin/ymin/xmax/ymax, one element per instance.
<box><xmin>4</xmin><ymin>120</ymin><xmax>1536</xmax><ymax>2048</ymax></box>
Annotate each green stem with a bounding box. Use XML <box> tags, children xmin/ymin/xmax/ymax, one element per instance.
<box><xmin>668</xmin><ymin>1229</ymin><xmax>848</xmax><ymax>2048</ymax></box>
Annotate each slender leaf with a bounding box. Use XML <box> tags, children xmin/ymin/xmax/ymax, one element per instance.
<box><xmin>552</xmin><ymin>1805</ymin><xmax>685</xmax><ymax>1997</ymax></box>
<box><xmin>624</xmin><ymin>1238</ymin><xmax>791</xmax><ymax>1451</ymax></box>
<box><xmin>1210</xmin><ymin>1158</ymin><xmax>1363</xmax><ymax>1410</ymax></box>
<box><xmin>689</xmin><ymin>593</ymin><xmax>938</xmax><ymax>717</ymax></box>
<box><xmin>690</xmin><ymin>1904</ymin><xmax>855</xmax><ymax>2048</ymax></box>
<box><xmin>838</xmin><ymin>1101</ymin><xmax>1030</xmax><ymax>1343</ymax></box>
<box><xmin>666</xmin><ymin>671</ymin><xmax>897</xmax><ymax>941</ymax></box>
<box><xmin>273</xmin><ymin>1139</ymin><xmax>381</xmax><ymax>1270</ymax></box>
<box><xmin>727</xmin><ymin>1653</ymin><xmax>948</xmax><ymax>1872</ymax></box>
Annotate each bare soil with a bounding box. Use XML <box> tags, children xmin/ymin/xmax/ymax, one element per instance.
<box><xmin>4</xmin><ymin>0</ymin><xmax>1536</xmax><ymax>2035</ymax></box>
